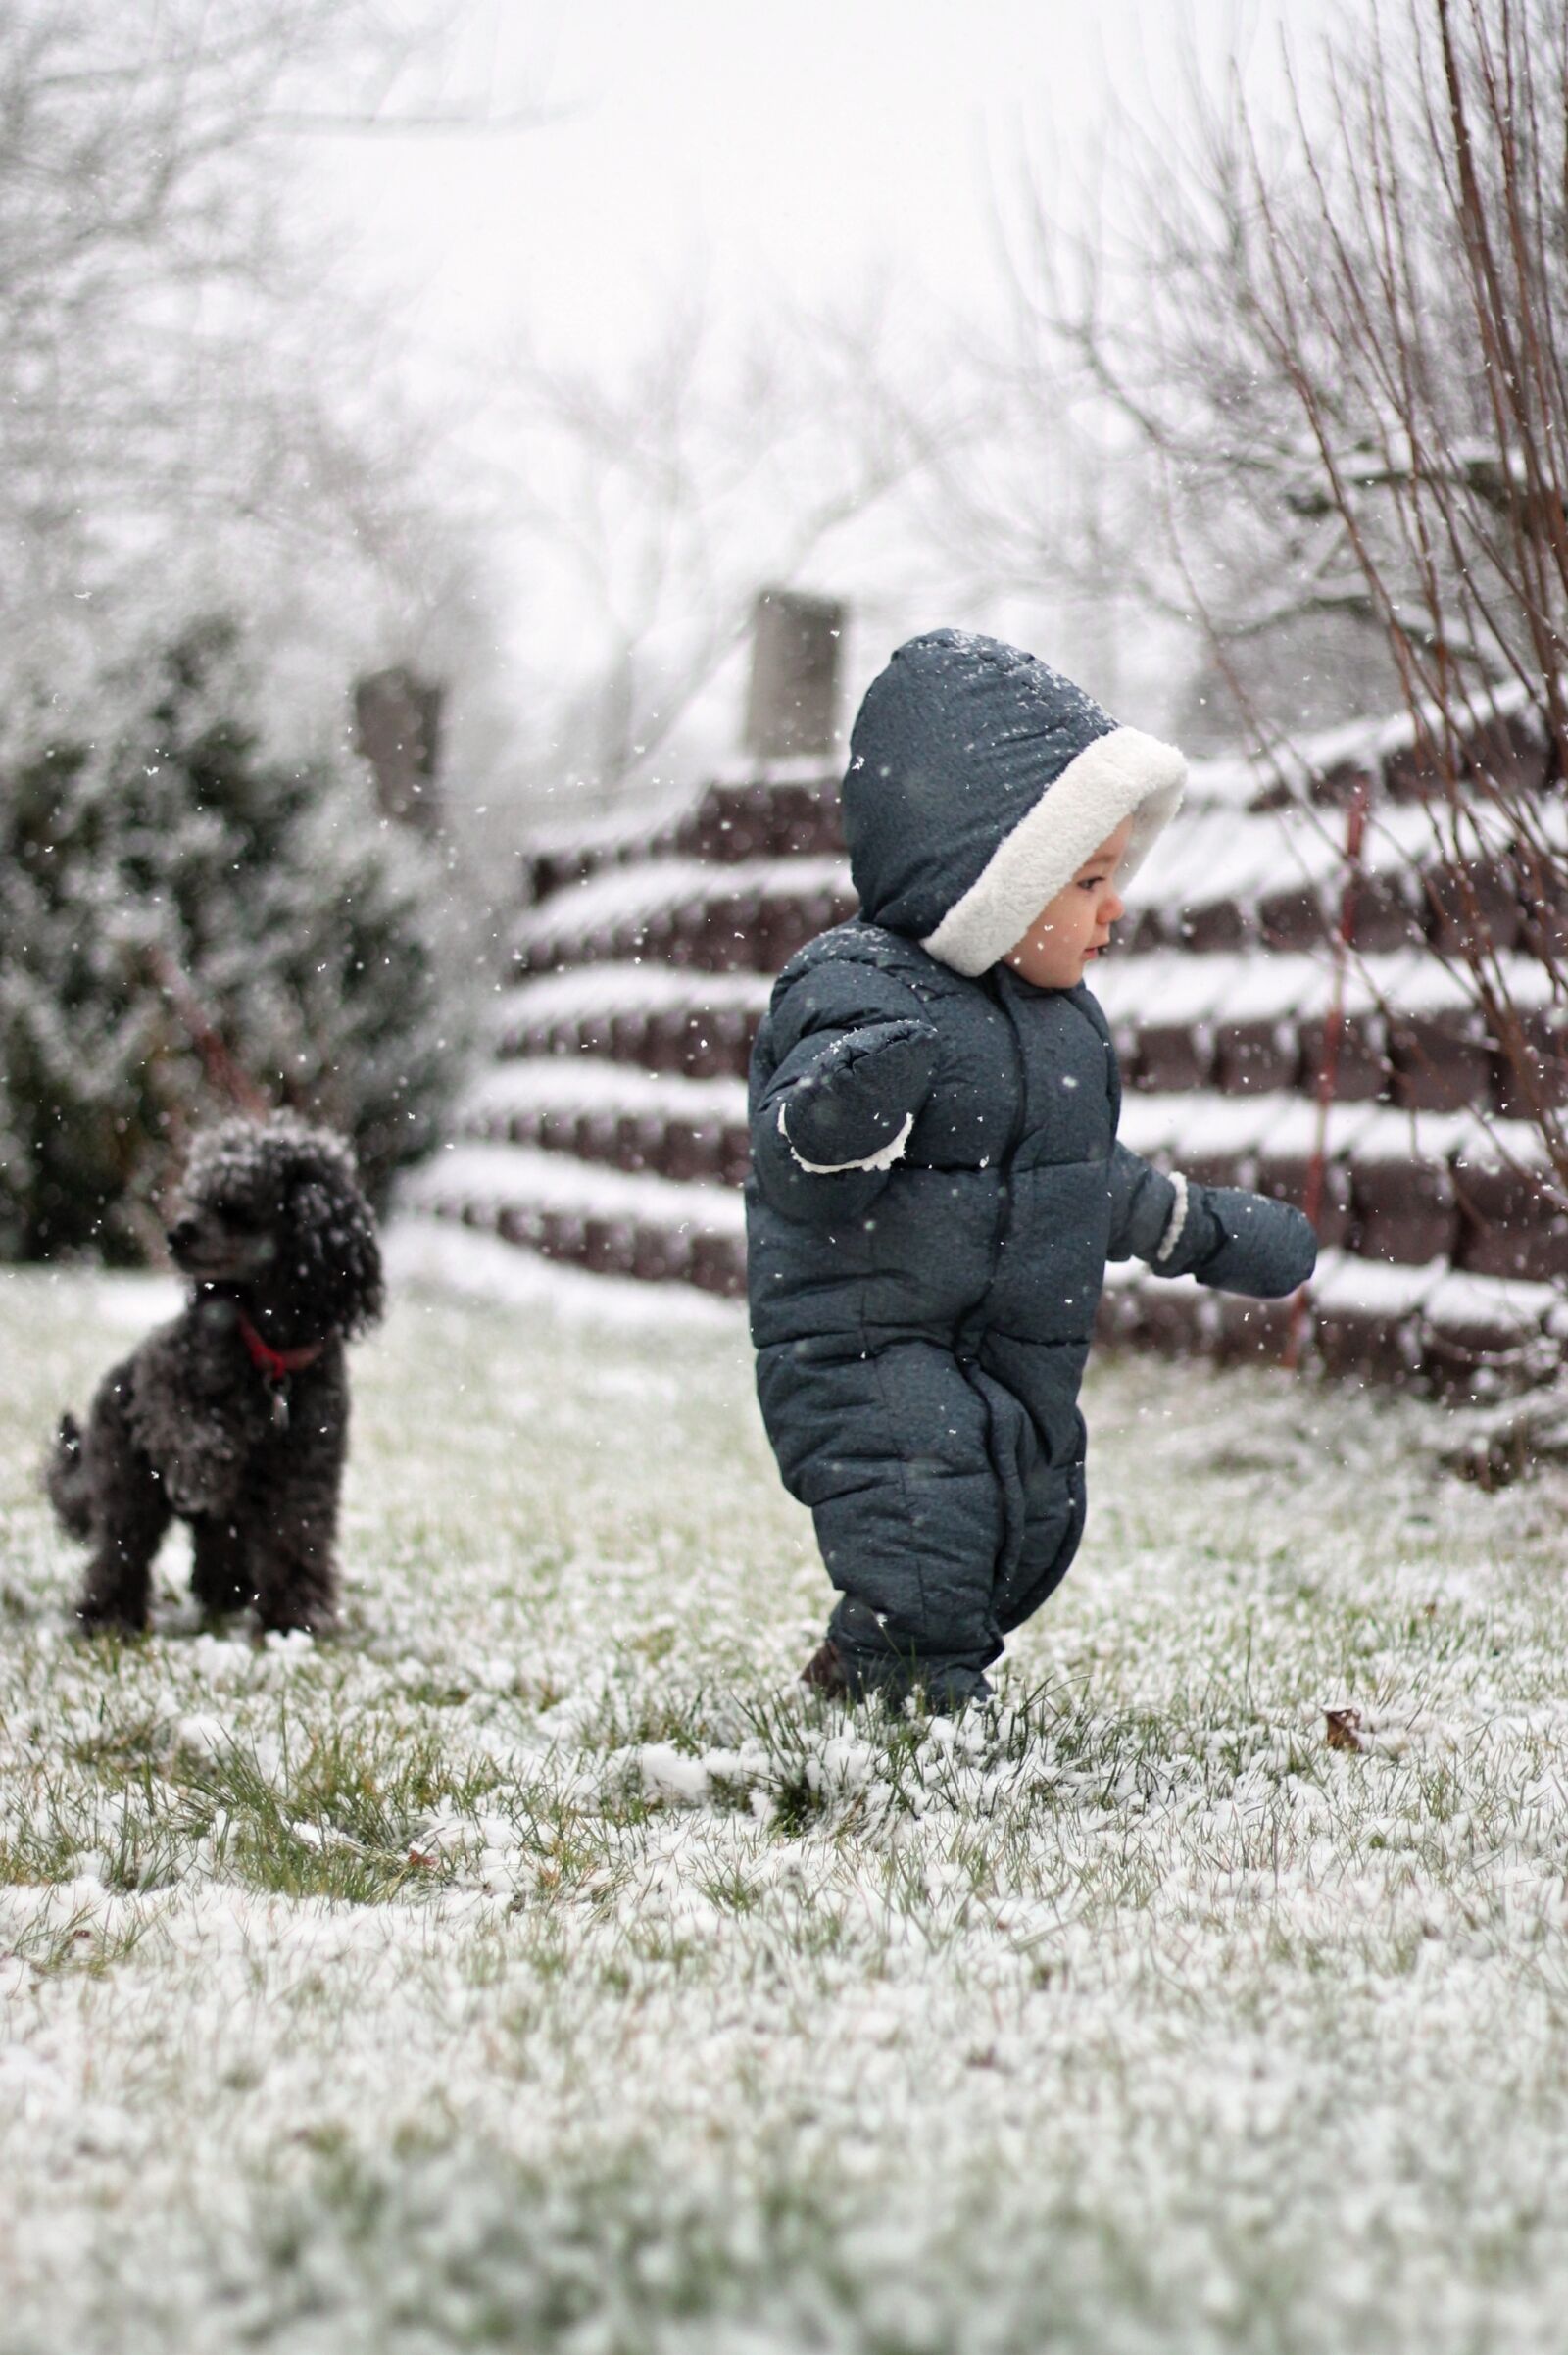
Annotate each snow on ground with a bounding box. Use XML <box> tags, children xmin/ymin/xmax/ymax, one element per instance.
<box><xmin>4</xmin><ymin>1258</ymin><xmax>1568</xmax><ymax>2352</ymax></box>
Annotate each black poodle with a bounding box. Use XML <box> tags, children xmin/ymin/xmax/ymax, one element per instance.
<box><xmin>47</xmin><ymin>1115</ymin><xmax>384</xmax><ymax>1636</ymax></box>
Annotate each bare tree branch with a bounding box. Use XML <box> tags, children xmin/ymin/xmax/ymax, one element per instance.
<box><xmin>938</xmin><ymin>0</ymin><xmax>1568</xmax><ymax>1221</ymax></box>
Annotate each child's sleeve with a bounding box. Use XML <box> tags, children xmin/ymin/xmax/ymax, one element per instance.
<box><xmin>1106</xmin><ymin>1141</ymin><xmax>1317</xmax><ymax>1298</ymax></box>
<box><xmin>751</xmin><ymin>959</ymin><xmax>940</xmax><ymax>1223</ymax></box>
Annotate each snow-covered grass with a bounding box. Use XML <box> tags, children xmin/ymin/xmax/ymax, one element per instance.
<box><xmin>4</xmin><ymin>1255</ymin><xmax>1568</xmax><ymax>2353</ymax></box>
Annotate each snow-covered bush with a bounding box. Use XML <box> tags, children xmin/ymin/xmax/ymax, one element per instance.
<box><xmin>0</xmin><ymin>617</ymin><xmax>464</xmax><ymax>1261</ymax></box>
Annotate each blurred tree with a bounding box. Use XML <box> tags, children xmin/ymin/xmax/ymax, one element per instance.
<box><xmin>0</xmin><ymin>621</ymin><xmax>457</xmax><ymax>1261</ymax></box>
<box><xmin>0</xmin><ymin>0</ymin><xmax>543</xmax><ymax>1258</ymax></box>
<box><xmin>0</xmin><ymin>0</ymin><xmax>519</xmax><ymax>790</ymax></box>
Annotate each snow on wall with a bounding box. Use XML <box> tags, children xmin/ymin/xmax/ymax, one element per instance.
<box><xmin>514</xmin><ymin>854</ymin><xmax>853</xmax><ymax>955</ymax></box>
<box><xmin>491</xmin><ymin>963</ymin><xmax>774</xmax><ymax>1036</ymax></box>
<box><xmin>465</xmin><ymin>1060</ymin><xmax>748</xmax><ymax>1128</ymax></box>
<box><xmin>404</xmin><ymin>1141</ymin><xmax>746</xmax><ymax>1239</ymax></box>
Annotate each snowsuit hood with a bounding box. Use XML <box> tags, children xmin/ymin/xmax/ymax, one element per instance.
<box><xmin>842</xmin><ymin>629</ymin><xmax>1186</xmax><ymax>978</ymax></box>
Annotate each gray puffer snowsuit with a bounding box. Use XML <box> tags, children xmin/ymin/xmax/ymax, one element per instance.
<box><xmin>746</xmin><ymin>630</ymin><xmax>1317</xmax><ymax>1708</ymax></box>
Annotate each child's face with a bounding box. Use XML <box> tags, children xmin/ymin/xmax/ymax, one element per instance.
<box><xmin>1002</xmin><ymin>816</ymin><xmax>1133</xmax><ymax>990</ymax></box>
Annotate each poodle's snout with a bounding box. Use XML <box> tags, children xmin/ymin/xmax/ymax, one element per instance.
<box><xmin>166</xmin><ymin>1216</ymin><xmax>200</xmax><ymax>1255</ymax></box>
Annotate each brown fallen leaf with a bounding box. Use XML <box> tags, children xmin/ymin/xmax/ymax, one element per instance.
<box><xmin>1324</xmin><ymin>1706</ymin><xmax>1366</xmax><ymax>1753</ymax></box>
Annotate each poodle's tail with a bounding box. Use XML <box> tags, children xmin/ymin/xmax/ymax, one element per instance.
<box><xmin>45</xmin><ymin>1412</ymin><xmax>92</xmax><ymax>1544</ymax></box>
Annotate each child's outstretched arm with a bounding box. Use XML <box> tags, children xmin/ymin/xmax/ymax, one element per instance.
<box><xmin>1106</xmin><ymin>1141</ymin><xmax>1317</xmax><ymax>1298</ymax></box>
<box><xmin>750</xmin><ymin>959</ymin><xmax>940</xmax><ymax>1223</ymax></box>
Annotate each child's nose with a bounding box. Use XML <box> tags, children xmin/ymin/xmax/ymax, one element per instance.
<box><xmin>1102</xmin><ymin>886</ymin><xmax>1125</xmax><ymax>923</ymax></box>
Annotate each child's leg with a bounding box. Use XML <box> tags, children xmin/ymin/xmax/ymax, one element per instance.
<box><xmin>996</xmin><ymin>1466</ymin><xmax>1088</xmax><ymax>1634</ymax></box>
<box><xmin>970</xmin><ymin>1356</ymin><xmax>1091</xmax><ymax>1636</ymax></box>
<box><xmin>758</xmin><ymin>1336</ymin><xmax>1005</xmax><ymax>1705</ymax></box>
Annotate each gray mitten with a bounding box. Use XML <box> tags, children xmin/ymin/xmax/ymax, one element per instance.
<box><xmin>1188</xmin><ymin>1186</ymin><xmax>1318</xmax><ymax>1299</ymax></box>
<box><xmin>778</xmin><ymin>1016</ymin><xmax>939</xmax><ymax>1170</ymax></box>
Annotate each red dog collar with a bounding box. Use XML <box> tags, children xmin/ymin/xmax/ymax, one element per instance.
<box><xmin>235</xmin><ymin>1310</ymin><xmax>325</xmax><ymax>1382</ymax></box>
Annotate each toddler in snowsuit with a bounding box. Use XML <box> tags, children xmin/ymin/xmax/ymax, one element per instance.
<box><xmin>745</xmin><ymin>629</ymin><xmax>1317</xmax><ymax>1709</ymax></box>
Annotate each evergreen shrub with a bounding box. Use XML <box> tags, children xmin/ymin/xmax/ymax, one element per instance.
<box><xmin>0</xmin><ymin>620</ymin><xmax>463</xmax><ymax>1260</ymax></box>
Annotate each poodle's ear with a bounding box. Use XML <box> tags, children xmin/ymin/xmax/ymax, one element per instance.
<box><xmin>287</xmin><ymin>1172</ymin><xmax>385</xmax><ymax>1339</ymax></box>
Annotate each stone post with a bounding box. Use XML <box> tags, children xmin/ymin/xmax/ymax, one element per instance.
<box><xmin>742</xmin><ymin>589</ymin><xmax>845</xmax><ymax>760</ymax></box>
<box><xmin>353</xmin><ymin>666</ymin><xmax>444</xmax><ymax>831</ymax></box>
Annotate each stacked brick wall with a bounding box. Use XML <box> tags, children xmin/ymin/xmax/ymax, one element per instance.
<box><xmin>405</xmin><ymin>711</ymin><xmax>1568</xmax><ymax>1394</ymax></box>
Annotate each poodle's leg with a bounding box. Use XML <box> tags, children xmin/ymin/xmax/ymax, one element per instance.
<box><xmin>250</xmin><ymin>1520</ymin><xmax>339</xmax><ymax>1636</ymax></box>
<box><xmin>190</xmin><ymin>1517</ymin><xmax>253</xmax><ymax>1616</ymax></box>
<box><xmin>247</xmin><ymin>1371</ymin><xmax>348</xmax><ymax>1637</ymax></box>
<box><xmin>75</xmin><ymin>1374</ymin><xmax>172</xmax><ymax>1635</ymax></box>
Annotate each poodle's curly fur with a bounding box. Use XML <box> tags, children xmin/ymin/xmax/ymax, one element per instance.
<box><xmin>47</xmin><ymin>1115</ymin><xmax>384</xmax><ymax>1636</ymax></box>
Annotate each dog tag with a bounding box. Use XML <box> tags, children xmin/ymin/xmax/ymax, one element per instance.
<box><xmin>270</xmin><ymin>1382</ymin><xmax>290</xmax><ymax>1433</ymax></box>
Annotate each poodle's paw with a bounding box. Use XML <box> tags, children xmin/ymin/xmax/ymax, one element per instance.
<box><xmin>195</xmin><ymin>1592</ymin><xmax>254</xmax><ymax>1623</ymax></box>
<box><xmin>74</xmin><ymin>1597</ymin><xmax>148</xmax><ymax>1640</ymax></box>
<box><xmin>191</xmin><ymin>1570</ymin><xmax>255</xmax><ymax>1618</ymax></box>
<box><xmin>257</xmin><ymin>1601</ymin><xmax>340</xmax><ymax>1642</ymax></box>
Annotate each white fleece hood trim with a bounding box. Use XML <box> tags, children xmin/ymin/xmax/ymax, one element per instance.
<box><xmin>918</xmin><ymin>725</ymin><xmax>1187</xmax><ymax>978</ymax></box>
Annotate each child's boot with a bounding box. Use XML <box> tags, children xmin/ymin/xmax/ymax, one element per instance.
<box><xmin>804</xmin><ymin>1595</ymin><xmax>991</xmax><ymax>1712</ymax></box>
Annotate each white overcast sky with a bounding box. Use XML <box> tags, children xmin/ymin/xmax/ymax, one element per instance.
<box><xmin>322</xmin><ymin>0</ymin><xmax>1335</xmax><ymax>367</ymax></box>
<box><xmin>303</xmin><ymin>0</ymin><xmax>1344</xmax><ymax>784</ymax></box>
